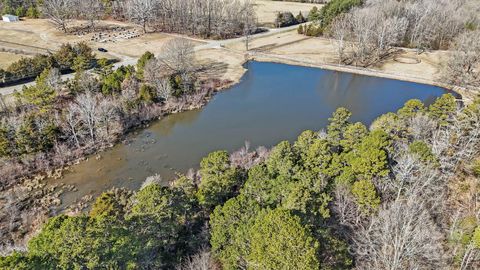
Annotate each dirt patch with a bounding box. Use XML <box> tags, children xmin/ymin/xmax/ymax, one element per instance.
<box><xmin>394</xmin><ymin>56</ymin><xmax>421</xmax><ymax>64</ymax></box>
<box><xmin>196</xmin><ymin>48</ymin><xmax>247</xmax><ymax>85</ymax></box>
<box><xmin>226</xmin><ymin>30</ymin><xmax>311</xmax><ymax>52</ymax></box>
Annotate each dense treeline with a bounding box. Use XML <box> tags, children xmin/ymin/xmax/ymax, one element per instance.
<box><xmin>443</xmin><ymin>30</ymin><xmax>480</xmax><ymax>88</ymax></box>
<box><xmin>39</xmin><ymin>0</ymin><xmax>256</xmax><ymax>38</ymax></box>
<box><xmin>299</xmin><ymin>0</ymin><xmax>480</xmax><ymax>84</ymax></box>
<box><xmin>0</xmin><ymin>0</ymin><xmax>40</xmax><ymax>17</ymax></box>
<box><xmin>0</xmin><ymin>43</ymin><xmax>96</xmax><ymax>85</ymax></box>
<box><xmin>2</xmin><ymin>92</ymin><xmax>480</xmax><ymax>269</ymax></box>
<box><xmin>328</xmin><ymin>0</ymin><xmax>479</xmax><ymax>66</ymax></box>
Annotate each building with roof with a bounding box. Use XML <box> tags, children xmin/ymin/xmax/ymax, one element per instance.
<box><xmin>2</xmin><ymin>14</ymin><xmax>19</xmax><ymax>23</ymax></box>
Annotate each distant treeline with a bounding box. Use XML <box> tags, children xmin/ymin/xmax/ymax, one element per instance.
<box><xmin>36</xmin><ymin>0</ymin><xmax>257</xmax><ymax>39</ymax></box>
<box><xmin>0</xmin><ymin>0</ymin><xmax>40</xmax><ymax>18</ymax></box>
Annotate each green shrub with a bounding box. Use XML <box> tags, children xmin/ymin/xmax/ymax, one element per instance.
<box><xmin>15</xmin><ymin>6</ymin><xmax>25</xmax><ymax>17</ymax></box>
<box><xmin>296</xmin><ymin>12</ymin><xmax>306</xmax><ymax>23</ymax></box>
<box><xmin>247</xmin><ymin>209</ymin><xmax>320</xmax><ymax>270</ymax></box>
<box><xmin>26</xmin><ymin>6</ymin><xmax>40</xmax><ymax>18</ymax></box>
<box><xmin>318</xmin><ymin>0</ymin><xmax>363</xmax><ymax>30</ymax></box>
<box><xmin>472</xmin><ymin>159</ymin><xmax>480</xmax><ymax>177</ymax></box>
<box><xmin>297</xmin><ymin>24</ymin><xmax>305</xmax><ymax>34</ymax></box>
<box><xmin>352</xmin><ymin>180</ymin><xmax>380</xmax><ymax>214</ymax></box>
<box><xmin>409</xmin><ymin>140</ymin><xmax>437</xmax><ymax>164</ymax></box>
<box><xmin>305</xmin><ymin>24</ymin><xmax>323</xmax><ymax>36</ymax></box>
<box><xmin>275</xmin><ymin>12</ymin><xmax>298</xmax><ymax>28</ymax></box>
<box><xmin>138</xmin><ymin>84</ymin><xmax>156</xmax><ymax>103</ymax></box>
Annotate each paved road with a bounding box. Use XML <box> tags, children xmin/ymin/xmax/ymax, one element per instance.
<box><xmin>0</xmin><ymin>25</ymin><xmax>301</xmax><ymax>96</ymax></box>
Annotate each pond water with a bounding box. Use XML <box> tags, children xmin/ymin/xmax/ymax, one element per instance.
<box><xmin>56</xmin><ymin>61</ymin><xmax>452</xmax><ymax>207</ymax></box>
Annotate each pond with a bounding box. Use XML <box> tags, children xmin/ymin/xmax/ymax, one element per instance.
<box><xmin>56</xmin><ymin>61</ymin><xmax>452</xmax><ymax>207</ymax></box>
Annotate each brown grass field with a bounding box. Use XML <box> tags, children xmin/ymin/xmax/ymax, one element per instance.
<box><xmin>254</xmin><ymin>0</ymin><xmax>322</xmax><ymax>26</ymax></box>
<box><xmin>0</xmin><ymin>51</ymin><xmax>30</xmax><ymax>69</ymax></box>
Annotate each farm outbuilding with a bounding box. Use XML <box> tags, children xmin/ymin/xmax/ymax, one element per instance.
<box><xmin>2</xmin><ymin>14</ymin><xmax>19</xmax><ymax>23</ymax></box>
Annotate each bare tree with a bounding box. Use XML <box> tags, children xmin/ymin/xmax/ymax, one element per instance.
<box><xmin>152</xmin><ymin>0</ymin><xmax>256</xmax><ymax>38</ymax></box>
<box><xmin>44</xmin><ymin>68</ymin><xmax>62</xmax><ymax>89</ymax></box>
<box><xmin>41</xmin><ymin>0</ymin><xmax>256</xmax><ymax>38</ymax></box>
<box><xmin>443</xmin><ymin>30</ymin><xmax>480</xmax><ymax>88</ymax></box>
<box><xmin>42</xmin><ymin>0</ymin><xmax>75</xmax><ymax>33</ymax></box>
<box><xmin>96</xmin><ymin>97</ymin><xmax>120</xmax><ymax>142</ymax></box>
<box><xmin>76</xmin><ymin>0</ymin><xmax>105</xmax><ymax>31</ymax></box>
<box><xmin>330</xmin><ymin>4</ymin><xmax>407</xmax><ymax>66</ymax></box>
<box><xmin>143</xmin><ymin>58</ymin><xmax>172</xmax><ymax>101</ymax></box>
<box><xmin>159</xmin><ymin>38</ymin><xmax>196</xmax><ymax>75</ymax></box>
<box><xmin>121</xmin><ymin>76</ymin><xmax>140</xmax><ymax>100</ymax></box>
<box><xmin>330</xmin><ymin>0</ymin><xmax>478</xmax><ymax>66</ymax></box>
<box><xmin>74</xmin><ymin>71</ymin><xmax>100</xmax><ymax>93</ymax></box>
<box><xmin>330</xmin><ymin>14</ymin><xmax>351</xmax><ymax>63</ymax></box>
<box><xmin>239</xmin><ymin>0</ymin><xmax>256</xmax><ymax>51</ymax></box>
<box><xmin>229</xmin><ymin>141</ymin><xmax>269</xmax><ymax>170</ymax></box>
<box><xmin>71</xmin><ymin>91</ymin><xmax>98</xmax><ymax>143</ymax></box>
<box><xmin>63</xmin><ymin>103</ymin><xmax>82</xmax><ymax>148</ymax></box>
<box><xmin>354</xmin><ymin>197</ymin><xmax>445</xmax><ymax>270</ymax></box>
<box><xmin>408</xmin><ymin>114</ymin><xmax>437</xmax><ymax>141</ymax></box>
<box><xmin>176</xmin><ymin>249</ymin><xmax>217</xmax><ymax>270</ymax></box>
<box><xmin>405</xmin><ymin>0</ymin><xmax>470</xmax><ymax>50</ymax></box>
<box><xmin>332</xmin><ymin>183</ymin><xmax>363</xmax><ymax>227</ymax></box>
<box><xmin>155</xmin><ymin>78</ymin><xmax>172</xmax><ymax>101</ymax></box>
<box><xmin>68</xmin><ymin>91</ymin><xmax>121</xmax><ymax>145</ymax></box>
<box><xmin>125</xmin><ymin>0</ymin><xmax>158</xmax><ymax>33</ymax></box>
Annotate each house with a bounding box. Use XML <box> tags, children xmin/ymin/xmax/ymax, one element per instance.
<box><xmin>2</xmin><ymin>14</ymin><xmax>19</xmax><ymax>23</ymax></box>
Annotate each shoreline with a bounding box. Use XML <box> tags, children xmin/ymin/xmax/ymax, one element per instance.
<box><xmin>6</xmin><ymin>54</ymin><xmax>471</xmax><ymax>190</ymax></box>
<box><xmin>246</xmin><ymin>52</ymin><xmax>473</xmax><ymax>102</ymax></box>
<box><xmin>0</xmin><ymin>56</ymin><xmax>469</xmax><ymax>254</ymax></box>
<box><xmin>0</xmin><ymin>77</ymin><xmax>234</xmax><ymax>254</ymax></box>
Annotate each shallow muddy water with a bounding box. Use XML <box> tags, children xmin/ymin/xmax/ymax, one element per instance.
<box><xmin>55</xmin><ymin>61</ymin><xmax>452</xmax><ymax>207</ymax></box>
